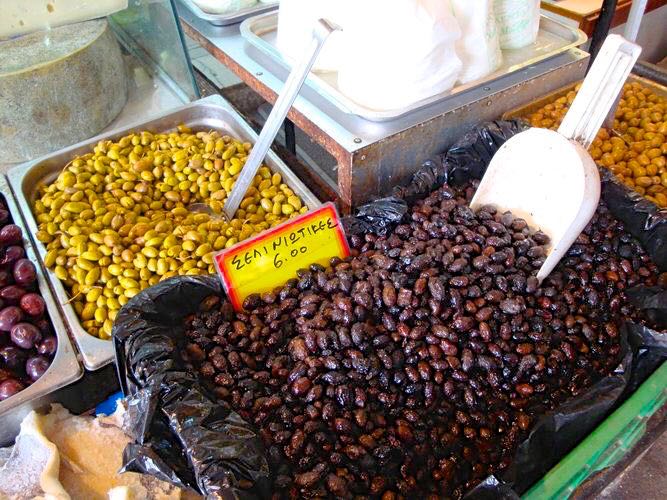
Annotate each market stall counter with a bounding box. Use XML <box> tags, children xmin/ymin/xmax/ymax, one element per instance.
<box><xmin>177</xmin><ymin>2</ymin><xmax>590</xmax><ymax>210</ymax></box>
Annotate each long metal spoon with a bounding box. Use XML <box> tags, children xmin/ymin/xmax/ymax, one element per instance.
<box><xmin>222</xmin><ymin>18</ymin><xmax>341</xmax><ymax>220</ymax></box>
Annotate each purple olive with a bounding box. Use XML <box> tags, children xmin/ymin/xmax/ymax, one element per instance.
<box><xmin>0</xmin><ymin>346</ymin><xmax>27</xmax><ymax>370</ymax></box>
<box><xmin>19</xmin><ymin>293</ymin><xmax>45</xmax><ymax>317</ymax></box>
<box><xmin>0</xmin><ymin>246</ymin><xmax>25</xmax><ymax>266</ymax></box>
<box><xmin>0</xmin><ymin>285</ymin><xmax>26</xmax><ymax>304</ymax></box>
<box><xmin>0</xmin><ymin>225</ymin><xmax>21</xmax><ymax>246</ymax></box>
<box><xmin>0</xmin><ymin>306</ymin><xmax>23</xmax><ymax>332</ymax></box>
<box><xmin>26</xmin><ymin>356</ymin><xmax>50</xmax><ymax>381</ymax></box>
<box><xmin>0</xmin><ymin>379</ymin><xmax>24</xmax><ymax>400</ymax></box>
<box><xmin>33</xmin><ymin>317</ymin><xmax>52</xmax><ymax>335</ymax></box>
<box><xmin>10</xmin><ymin>323</ymin><xmax>41</xmax><ymax>349</ymax></box>
<box><xmin>37</xmin><ymin>336</ymin><xmax>57</xmax><ymax>356</ymax></box>
<box><xmin>13</xmin><ymin>259</ymin><xmax>36</xmax><ymax>286</ymax></box>
<box><xmin>0</xmin><ymin>270</ymin><xmax>12</xmax><ymax>288</ymax></box>
<box><xmin>0</xmin><ymin>209</ymin><xmax>9</xmax><ymax>226</ymax></box>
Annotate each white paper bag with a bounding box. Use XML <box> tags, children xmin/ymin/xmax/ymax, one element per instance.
<box><xmin>451</xmin><ymin>0</ymin><xmax>502</xmax><ymax>84</ymax></box>
<box><xmin>337</xmin><ymin>0</ymin><xmax>462</xmax><ymax>111</ymax></box>
<box><xmin>276</xmin><ymin>0</ymin><xmax>351</xmax><ymax>72</ymax></box>
<box><xmin>494</xmin><ymin>0</ymin><xmax>541</xmax><ymax>49</ymax></box>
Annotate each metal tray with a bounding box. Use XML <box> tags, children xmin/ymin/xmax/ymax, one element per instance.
<box><xmin>240</xmin><ymin>12</ymin><xmax>587</xmax><ymax>122</ymax></box>
<box><xmin>179</xmin><ymin>0</ymin><xmax>279</xmax><ymax>27</ymax></box>
<box><xmin>0</xmin><ymin>176</ymin><xmax>83</xmax><ymax>445</ymax></box>
<box><xmin>8</xmin><ymin>95</ymin><xmax>320</xmax><ymax>371</ymax></box>
<box><xmin>501</xmin><ymin>74</ymin><xmax>667</xmax><ymax>119</ymax></box>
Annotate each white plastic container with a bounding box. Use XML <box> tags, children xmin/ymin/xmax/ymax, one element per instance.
<box><xmin>494</xmin><ymin>0</ymin><xmax>540</xmax><ymax>49</ymax></box>
<box><xmin>451</xmin><ymin>0</ymin><xmax>503</xmax><ymax>83</ymax></box>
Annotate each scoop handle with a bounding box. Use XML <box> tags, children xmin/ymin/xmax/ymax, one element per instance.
<box><xmin>558</xmin><ymin>34</ymin><xmax>641</xmax><ymax>149</ymax></box>
<box><xmin>223</xmin><ymin>18</ymin><xmax>340</xmax><ymax>220</ymax></box>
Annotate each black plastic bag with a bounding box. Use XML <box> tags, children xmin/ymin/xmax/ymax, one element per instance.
<box><xmin>342</xmin><ymin>120</ymin><xmax>531</xmax><ymax>237</ymax></box>
<box><xmin>466</xmin><ymin>333</ymin><xmax>633</xmax><ymax>498</ymax></box>
<box><xmin>341</xmin><ymin>196</ymin><xmax>407</xmax><ymax>236</ymax></box>
<box><xmin>443</xmin><ymin>119</ymin><xmax>531</xmax><ymax>186</ymax></box>
<box><xmin>623</xmin><ymin>287</ymin><xmax>667</xmax><ymax>394</ymax></box>
<box><xmin>601</xmin><ymin>169</ymin><xmax>667</xmax><ymax>271</ymax></box>
<box><xmin>113</xmin><ymin>276</ymin><xmax>271</xmax><ymax>500</ymax></box>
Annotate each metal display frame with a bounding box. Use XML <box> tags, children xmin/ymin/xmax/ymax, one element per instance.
<box><xmin>177</xmin><ymin>4</ymin><xmax>590</xmax><ymax>210</ymax></box>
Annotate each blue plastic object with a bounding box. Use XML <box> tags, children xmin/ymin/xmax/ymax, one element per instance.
<box><xmin>95</xmin><ymin>390</ymin><xmax>123</xmax><ymax>416</ymax></box>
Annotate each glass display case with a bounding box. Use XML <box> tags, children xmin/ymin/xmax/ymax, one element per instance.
<box><xmin>0</xmin><ymin>0</ymin><xmax>198</xmax><ymax>167</ymax></box>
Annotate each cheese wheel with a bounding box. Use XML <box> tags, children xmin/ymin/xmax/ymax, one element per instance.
<box><xmin>0</xmin><ymin>20</ymin><xmax>128</xmax><ymax>162</ymax></box>
<box><xmin>0</xmin><ymin>0</ymin><xmax>128</xmax><ymax>39</ymax></box>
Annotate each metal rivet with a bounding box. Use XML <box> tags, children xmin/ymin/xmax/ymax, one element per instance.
<box><xmin>483</xmin><ymin>86</ymin><xmax>491</xmax><ymax>91</ymax></box>
<box><xmin>354</xmin><ymin>138</ymin><xmax>362</xmax><ymax>144</ymax></box>
<box><xmin>360</xmin><ymin>155</ymin><xmax>366</xmax><ymax>160</ymax></box>
<box><xmin>256</xmin><ymin>71</ymin><xmax>263</xmax><ymax>76</ymax></box>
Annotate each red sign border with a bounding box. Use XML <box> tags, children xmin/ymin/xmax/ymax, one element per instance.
<box><xmin>213</xmin><ymin>202</ymin><xmax>350</xmax><ymax>310</ymax></box>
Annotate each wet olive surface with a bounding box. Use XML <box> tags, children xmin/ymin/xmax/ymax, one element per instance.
<box><xmin>183</xmin><ymin>181</ymin><xmax>661</xmax><ymax>499</ymax></box>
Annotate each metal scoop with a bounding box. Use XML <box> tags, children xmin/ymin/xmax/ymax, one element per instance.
<box><xmin>470</xmin><ymin>35</ymin><xmax>641</xmax><ymax>282</ymax></box>
<box><xmin>221</xmin><ymin>18</ymin><xmax>341</xmax><ymax>220</ymax></box>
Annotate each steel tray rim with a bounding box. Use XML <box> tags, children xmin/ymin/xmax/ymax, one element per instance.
<box><xmin>0</xmin><ymin>176</ymin><xmax>83</xmax><ymax>420</ymax></box>
<box><xmin>8</xmin><ymin>95</ymin><xmax>320</xmax><ymax>371</ymax></box>
<box><xmin>240</xmin><ymin>11</ymin><xmax>588</xmax><ymax>122</ymax></box>
<box><xmin>178</xmin><ymin>0</ymin><xmax>278</xmax><ymax>26</ymax></box>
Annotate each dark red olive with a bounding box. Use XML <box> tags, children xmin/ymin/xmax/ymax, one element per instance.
<box><xmin>0</xmin><ymin>246</ymin><xmax>25</xmax><ymax>265</ymax></box>
<box><xmin>13</xmin><ymin>259</ymin><xmax>36</xmax><ymax>286</ymax></box>
<box><xmin>20</xmin><ymin>293</ymin><xmax>45</xmax><ymax>317</ymax></box>
<box><xmin>0</xmin><ymin>225</ymin><xmax>21</xmax><ymax>246</ymax></box>
<box><xmin>26</xmin><ymin>356</ymin><xmax>50</xmax><ymax>381</ymax></box>
<box><xmin>0</xmin><ymin>378</ymin><xmax>24</xmax><ymax>400</ymax></box>
<box><xmin>0</xmin><ymin>306</ymin><xmax>23</xmax><ymax>332</ymax></box>
<box><xmin>10</xmin><ymin>322</ymin><xmax>41</xmax><ymax>349</ymax></box>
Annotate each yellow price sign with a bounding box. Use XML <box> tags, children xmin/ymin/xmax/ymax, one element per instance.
<box><xmin>214</xmin><ymin>202</ymin><xmax>350</xmax><ymax>310</ymax></box>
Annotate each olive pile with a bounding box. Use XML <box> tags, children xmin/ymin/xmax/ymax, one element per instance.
<box><xmin>183</xmin><ymin>181</ymin><xmax>659</xmax><ymax>498</ymax></box>
<box><xmin>0</xmin><ymin>196</ymin><xmax>56</xmax><ymax>402</ymax></box>
<box><xmin>34</xmin><ymin>126</ymin><xmax>307</xmax><ymax>339</ymax></box>
<box><xmin>524</xmin><ymin>80</ymin><xmax>667</xmax><ymax>207</ymax></box>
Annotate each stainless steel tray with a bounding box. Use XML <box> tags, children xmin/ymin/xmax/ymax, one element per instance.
<box><xmin>240</xmin><ymin>12</ymin><xmax>587</xmax><ymax>122</ymax></box>
<box><xmin>179</xmin><ymin>0</ymin><xmax>278</xmax><ymax>26</ymax></box>
<box><xmin>8</xmin><ymin>95</ymin><xmax>320</xmax><ymax>371</ymax></box>
<box><xmin>0</xmin><ymin>176</ymin><xmax>83</xmax><ymax>445</ymax></box>
<box><xmin>502</xmin><ymin>74</ymin><xmax>667</xmax><ymax>119</ymax></box>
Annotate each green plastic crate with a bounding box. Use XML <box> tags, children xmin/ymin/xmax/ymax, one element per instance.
<box><xmin>523</xmin><ymin>361</ymin><xmax>667</xmax><ymax>499</ymax></box>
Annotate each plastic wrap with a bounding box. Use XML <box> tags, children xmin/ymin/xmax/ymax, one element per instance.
<box><xmin>337</xmin><ymin>0</ymin><xmax>462</xmax><ymax>110</ymax></box>
<box><xmin>600</xmin><ymin>168</ymin><xmax>667</xmax><ymax>271</ymax></box>
<box><xmin>276</xmin><ymin>0</ymin><xmax>350</xmax><ymax>72</ymax></box>
<box><xmin>113</xmin><ymin>276</ymin><xmax>270</xmax><ymax>500</ymax></box>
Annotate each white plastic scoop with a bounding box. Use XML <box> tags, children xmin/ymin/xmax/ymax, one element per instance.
<box><xmin>470</xmin><ymin>35</ymin><xmax>641</xmax><ymax>282</ymax></box>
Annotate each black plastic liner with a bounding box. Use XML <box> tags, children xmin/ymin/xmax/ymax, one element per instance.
<box><xmin>114</xmin><ymin>120</ymin><xmax>666</xmax><ymax>499</ymax></box>
<box><xmin>113</xmin><ymin>276</ymin><xmax>271</xmax><ymax>499</ymax></box>
<box><xmin>343</xmin><ymin>120</ymin><xmax>532</xmax><ymax>237</ymax></box>
<box><xmin>600</xmin><ymin>169</ymin><xmax>667</xmax><ymax>271</ymax></box>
